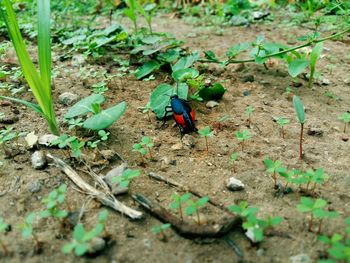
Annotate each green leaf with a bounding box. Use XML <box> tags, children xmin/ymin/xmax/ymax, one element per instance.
<box><xmin>56</xmin><ymin>210</ymin><xmax>68</xmax><ymax>218</ymax></box>
<box><xmin>0</xmin><ymin>96</ymin><xmax>43</xmax><ymax>116</ymax></box>
<box><xmin>185</xmin><ymin>206</ymin><xmax>196</xmax><ymax>216</ymax></box>
<box><xmin>135</xmin><ymin>60</ymin><xmax>161</xmax><ymax>80</ymax></box>
<box><xmin>288</xmin><ymin>59</ymin><xmax>310</xmax><ymax>78</ymax></box>
<box><xmin>73</xmin><ymin>224</ymin><xmax>86</xmax><ymax>241</ymax></box>
<box><xmin>62</xmin><ymin>243</ymin><xmax>75</xmax><ymax>254</ymax></box>
<box><xmin>22</xmin><ymin>227</ymin><xmax>32</xmax><ymax>238</ymax></box>
<box><xmin>172</xmin><ymin>52</ymin><xmax>199</xmax><ymax>72</ymax></box>
<box><xmin>65</xmin><ymin>94</ymin><xmax>105</xmax><ymax>119</ymax></box>
<box><xmin>149</xmin><ymin>83</ymin><xmax>173</xmax><ymax>118</ymax></box>
<box><xmin>172</xmin><ymin>68</ymin><xmax>199</xmax><ymax>82</ymax></box>
<box><xmin>198</xmin><ymin>83</ymin><xmax>226</xmax><ymax>101</ymax></box>
<box><xmin>75</xmin><ymin>243</ymin><xmax>88</xmax><ymax>256</ymax></box>
<box><xmin>310</xmin><ymin>43</ymin><xmax>323</xmax><ymax>67</ymax></box>
<box><xmin>293</xmin><ymin>95</ymin><xmax>305</xmax><ymax>124</ymax></box>
<box><xmin>40</xmin><ymin>210</ymin><xmax>51</xmax><ymax>218</ymax></box>
<box><xmin>197</xmin><ymin>196</ymin><xmax>209</xmax><ymax>207</ymax></box>
<box><xmin>83</xmin><ymin>101</ymin><xmax>126</xmax><ymax>130</ymax></box>
<box><xmin>180</xmin><ymin>193</ymin><xmax>191</xmax><ymax>203</ymax></box>
<box><xmin>314</xmin><ymin>198</ymin><xmax>327</xmax><ymax>209</ymax></box>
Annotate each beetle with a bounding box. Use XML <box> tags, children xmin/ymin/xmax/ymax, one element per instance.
<box><xmin>163</xmin><ymin>95</ymin><xmax>197</xmax><ymax>134</ymax></box>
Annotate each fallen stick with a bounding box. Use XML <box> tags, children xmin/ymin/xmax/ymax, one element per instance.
<box><xmin>148</xmin><ymin>172</ymin><xmax>230</xmax><ymax>213</ymax></box>
<box><xmin>47</xmin><ymin>153</ymin><xmax>143</xmax><ymax>220</ymax></box>
<box><xmin>133</xmin><ymin>194</ymin><xmax>240</xmax><ymax>238</ymax></box>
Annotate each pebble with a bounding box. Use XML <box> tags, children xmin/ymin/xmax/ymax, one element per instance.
<box><xmin>0</xmin><ymin>114</ymin><xmax>19</xmax><ymax>124</ymax></box>
<box><xmin>39</xmin><ymin>134</ymin><xmax>59</xmax><ymax>146</ymax></box>
<box><xmin>25</xmin><ymin>131</ymin><xmax>38</xmax><ymax>149</ymax></box>
<box><xmin>31</xmin><ymin>151</ymin><xmax>47</xmax><ymax>169</ymax></box>
<box><xmin>171</xmin><ymin>143</ymin><xmax>183</xmax><ymax>150</ymax></box>
<box><xmin>100</xmin><ymin>150</ymin><xmax>118</xmax><ymax>161</ymax></box>
<box><xmin>241</xmin><ymin>74</ymin><xmax>255</xmax><ymax>83</ymax></box>
<box><xmin>307</xmin><ymin>125</ymin><xmax>324</xmax><ymax>137</ymax></box>
<box><xmin>230</xmin><ymin>15</ymin><xmax>249</xmax><ymax>26</ymax></box>
<box><xmin>88</xmin><ymin>237</ymin><xmax>106</xmax><ymax>254</ymax></box>
<box><xmin>27</xmin><ymin>180</ymin><xmax>41</xmax><ymax>193</ymax></box>
<box><xmin>206</xmin><ymin>101</ymin><xmax>219</xmax><ymax>108</ymax></box>
<box><xmin>344</xmin><ymin>78</ymin><xmax>350</xmax><ymax>84</ymax></box>
<box><xmin>104</xmin><ymin>163</ymin><xmax>128</xmax><ymax>195</ymax></box>
<box><xmin>59</xmin><ymin>92</ymin><xmax>79</xmax><ymax>106</ymax></box>
<box><xmin>66</xmin><ymin>211</ymin><xmax>80</xmax><ymax>226</ymax></box>
<box><xmin>181</xmin><ymin>134</ymin><xmax>195</xmax><ymax>148</ymax></box>
<box><xmin>245</xmin><ymin>227</ymin><xmax>258</xmax><ymax>243</ymax></box>
<box><xmin>289</xmin><ymin>253</ymin><xmax>311</xmax><ymax>263</ymax></box>
<box><xmin>226</xmin><ymin>177</ymin><xmax>245</xmax><ymax>191</ymax></box>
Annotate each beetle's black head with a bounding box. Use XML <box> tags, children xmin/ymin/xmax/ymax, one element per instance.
<box><xmin>170</xmin><ymin>94</ymin><xmax>178</xmax><ymax>99</ymax></box>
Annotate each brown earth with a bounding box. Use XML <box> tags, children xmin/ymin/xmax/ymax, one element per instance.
<box><xmin>0</xmin><ymin>12</ymin><xmax>349</xmax><ymax>263</ymax></box>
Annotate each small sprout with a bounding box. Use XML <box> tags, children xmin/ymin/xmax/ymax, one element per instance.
<box><xmin>338</xmin><ymin>112</ymin><xmax>350</xmax><ymax>133</ymax></box>
<box><xmin>263</xmin><ymin>158</ymin><xmax>286</xmax><ymax>189</ymax></box>
<box><xmin>66</xmin><ymin>118</ymin><xmax>84</xmax><ymax>131</ymax></box>
<box><xmin>87</xmin><ymin>140</ymin><xmax>100</xmax><ymax>149</ymax></box>
<box><xmin>151</xmin><ymin>223</ymin><xmax>171</xmax><ymax>241</ymax></box>
<box><xmin>140</xmin><ymin>136</ymin><xmax>154</xmax><ymax>158</ymax></box>
<box><xmin>92</xmin><ymin>82</ymin><xmax>108</xmax><ymax>94</ymax></box>
<box><xmin>169</xmin><ymin>193</ymin><xmax>191</xmax><ymax>221</ymax></box>
<box><xmin>292</xmin><ymin>168</ymin><xmax>329</xmax><ymax>194</ymax></box>
<box><xmin>245</xmin><ymin>105</ymin><xmax>254</xmax><ymax>126</ymax></box>
<box><xmin>98</xmin><ymin>130</ymin><xmax>110</xmax><ymax>141</ymax></box>
<box><xmin>276</xmin><ymin>117</ymin><xmax>290</xmax><ymax>139</ymax></box>
<box><xmin>0</xmin><ymin>217</ymin><xmax>9</xmax><ymax>256</ymax></box>
<box><xmin>297</xmin><ymin>197</ymin><xmax>338</xmax><ymax>233</ymax></box>
<box><xmin>198</xmin><ymin>126</ymin><xmax>214</xmax><ymax>153</ymax></box>
<box><xmin>50</xmin><ymin>134</ymin><xmax>76</xmax><ymax>149</ymax></box>
<box><xmin>0</xmin><ymin>127</ymin><xmax>17</xmax><ymax>150</ymax></box>
<box><xmin>230</xmin><ymin>152</ymin><xmax>238</xmax><ymax>172</ymax></box>
<box><xmin>235</xmin><ymin>129</ymin><xmax>252</xmax><ymax>151</ymax></box>
<box><xmin>112</xmin><ymin>169</ymin><xmax>141</xmax><ymax>189</ymax></box>
<box><xmin>293</xmin><ymin>95</ymin><xmax>306</xmax><ymax>159</ymax></box>
<box><xmin>40</xmin><ymin>184</ymin><xmax>68</xmax><ymax>219</ymax></box>
<box><xmin>18</xmin><ymin>213</ymin><xmax>41</xmax><ymax>253</ymax></box>
<box><xmin>69</xmin><ymin>138</ymin><xmax>85</xmax><ymax>159</ymax></box>
<box><xmin>185</xmin><ymin>196</ymin><xmax>209</xmax><ymax>225</ymax></box>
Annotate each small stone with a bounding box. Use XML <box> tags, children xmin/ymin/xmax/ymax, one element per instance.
<box><xmin>206</xmin><ymin>101</ymin><xmax>219</xmax><ymax>108</ymax></box>
<box><xmin>181</xmin><ymin>134</ymin><xmax>195</xmax><ymax>148</ymax></box>
<box><xmin>88</xmin><ymin>237</ymin><xmax>106</xmax><ymax>254</ymax></box>
<box><xmin>104</xmin><ymin>163</ymin><xmax>128</xmax><ymax>195</ymax></box>
<box><xmin>0</xmin><ymin>114</ymin><xmax>19</xmax><ymax>124</ymax></box>
<box><xmin>241</xmin><ymin>74</ymin><xmax>254</xmax><ymax>83</ymax></box>
<box><xmin>27</xmin><ymin>180</ymin><xmax>41</xmax><ymax>193</ymax></box>
<box><xmin>344</xmin><ymin>78</ymin><xmax>350</xmax><ymax>84</ymax></box>
<box><xmin>252</xmin><ymin>11</ymin><xmax>270</xmax><ymax>20</ymax></box>
<box><xmin>321</xmin><ymin>77</ymin><xmax>330</xmax><ymax>85</ymax></box>
<box><xmin>243</xmin><ymin>90</ymin><xmax>249</xmax><ymax>96</ymax></box>
<box><xmin>160</xmin><ymin>156</ymin><xmax>171</xmax><ymax>165</ymax></box>
<box><xmin>307</xmin><ymin>125</ymin><xmax>324</xmax><ymax>137</ymax></box>
<box><xmin>100</xmin><ymin>150</ymin><xmax>118</xmax><ymax>161</ymax></box>
<box><xmin>332</xmin><ymin>126</ymin><xmax>340</xmax><ymax>132</ymax></box>
<box><xmin>226</xmin><ymin>177</ymin><xmax>245</xmax><ymax>191</ymax></box>
<box><xmin>341</xmin><ymin>136</ymin><xmax>349</xmax><ymax>142</ymax></box>
<box><xmin>256</xmin><ymin>248</ymin><xmax>264</xmax><ymax>257</ymax></box>
<box><xmin>31</xmin><ymin>151</ymin><xmax>47</xmax><ymax>169</ymax></box>
<box><xmin>59</xmin><ymin>92</ymin><xmax>79</xmax><ymax>106</ymax></box>
<box><xmin>66</xmin><ymin>211</ymin><xmax>80</xmax><ymax>226</ymax></box>
<box><xmin>171</xmin><ymin>143</ymin><xmax>183</xmax><ymax>150</ymax></box>
<box><xmin>245</xmin><ymin>227</ymin><xmax>258</xmax><ymax>243</ymax></box>
<box><xmin>204</xmin><ymin>78</ymin><xmax>212</xmax><ymax>87</ymax></box>
<box><xmin>289</xmin><ymin>253</ymin><xmax>311</xmax><ymax>263</ymax></box>
<box><xmin>230</xmin><ymin>15</ymin><xmax>249</xmax><ymax>26</ymax></box>
<box><xmin>25</xmin><ymin>131</ymin><xmax>38</xmax><ymax>149</ymax></box>
<box><xmin>143</xmin><ymin>238</ymin><xmax>152</xmax><ymax>248</ymax></box>
<box><xmin>39</xmin><ymin>134</ymin><xmax>59</xmax><ymax>146</ymax></box>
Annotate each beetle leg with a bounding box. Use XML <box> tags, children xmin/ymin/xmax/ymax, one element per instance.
<box><xmin>161</xmin><ymin>106</ymin><xmax>173</xmax><ymax>128</ymax></box>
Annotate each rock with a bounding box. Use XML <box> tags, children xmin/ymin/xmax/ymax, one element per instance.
<box><xmin>307</xmin><ymin>125</ymin><xmax>324</xmax><ymax>137</ymax></box>
<box><xmin>230</xmin><ymin>15</ymin><xmax>249</xmax><ymax>26</ymax></box>
<box><xmin>39</xmin><ymin>134</ymin><xmax>59</xmax><ymax>146</ymax></box>
<box><xmin>104</xmin><ymin>163</ymin><xmax>128</xmax><ymax>195</ymax></box>
<box><xmin>204</xmin><ymin>78</ymin><xmax>212</xmax><ymax>87</ymax></box>
<box><xmin>241</xmin><ymin>74</ymin><xmax>255</xmax><ymax>83</ymax></box>
<box><xmin>100</xmin><ymin>150</ymin><xmax>118</xmax><ymax>161</ymax></box>
<box><xmin>143</xmin><ymin>238</ymin><xmax>152</xmax><ymax>248</ymax></box>
<box><xmin>171</xmin><ymin>143</ymin><xmax>183</xmax><ymax>151</ymax></box>
<box><xmin>0</xmin><ymin>114</ymin><xmax>19</xmax><ymax>124</ymax></box>
<box><xmin>252</xmin><ymin>11</ymin><xmax>270</xmax><ymax>20</ymax></box>
<box><xmin>31</xmin><ymin>151</ymin><xmax>47</xmax><ymax>169</ymax></box>
<box><xmin>289</xmin><ymin>253</ymin><xmax>311</xmax><ymax>263</ymax></box>
<box><xmin>181</xmin><ymin>134</ymin><xmax>195</xmax><ymax>148</ymax></box>
<box><xmin>59</xmin><ymin>92</ymin><xmax>79</xmax><ymax>106</ymax></box>
<box><xmin>245</xmin><ymin>227</ymin><xmax>258</xmax><ymax>243</ymax></box>
<box><xmin>88</xmin><ymin>237</ymin><xmax>106</xmax><ymax>254</ymax></box>
<box><xmin>226</xmin><ymin>177</ymin><xmax>245</xmax><ymax>191</ymax></box>
<box><xmin>243</xmin><ymin>90</ymin><xmax>249</xmax><ymax>96</ymax></box>
<box><xmin>206</xmin><ymin>101</ymin><xmax>219</xmax><ymax>108</ymax></box>
<box><xmin>27</xmin><ymin>180</ymin><xmax>41</xmax><ymax>193</ymax></box>
<box><xmin>25</xmin><ymin>131</ymin><xmax>38</xmax><ymax>149</ymax></box>
<box><xmin>344</xmin><ymin>78</ymin><xmax>350</xmax><ymax>84</ymax></box>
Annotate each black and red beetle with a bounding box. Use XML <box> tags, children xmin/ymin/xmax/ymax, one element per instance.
<box><xmin>163</xmin><ymin>95</ymin><xmax>197</xmax><ymax>134</ymax></box>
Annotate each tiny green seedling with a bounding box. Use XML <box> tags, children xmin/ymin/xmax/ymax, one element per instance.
<box><xmin>230</xmin><ymin>152</ymin><xmax>238</xmax><ymax>173</ymax></box>
<box><xmin>92</xmin><ymin>82</ymin><xmax>108</xmax><ymax>94</ymax></box>
<box><xmin>293</xmin><ymin>95</ymin><xmax>306</xmax><ymax>159</ymax></box>
<box><xmin>112</xmin><ymin>169</ymin><xmax>141</xmax><ymax>189</ymax></box>
<box><xmin>245</xmin><ymin>105</ymin><xmax>254</xmax><ymax>127</ymax></box>
<box><xmin>67</xmin><ymin>118</ymin><xmax>84</xmax><ymax>131</ymax></box>
<box><xmin>276</xmin><ymin>117</ymin><xmax>290</xmax><ymax>139</ymax></box>
<box><xmin>297</xmin><ymin>197</ymin><xmax>338</xmax><ymax>233</ymax></box>
<box><xmin>0</xmin><ymin>127</ymin><xmax>17</xmax><ymax>150</ymax></box>
<box><xmin>40</xmin><ymin>184</ymin><xmax>68</xmax><ymax>219</ymax></box>
<box><xmin>198</xmin><ymin>126</ymin><xmax>214</xmax><ymax>153</ymax></box>
<box><xmin>185</xmin><ymin>196</ymin><xmax>209</xmax><ymax>225</ymax></box>
<box><xmin>338</xmin><ymin>112</ymin><xmax>350</xmax><ymax>133</ymax></box>
<box><xmin>308</xmin><ymin>43</ymin><xmax>323</xmax><ymax>89</ymax></box>
<box><xmin>0</xmin><ymin>217</ymin><xmax>9</xmax><ymax>256</ymax></box>
<box><xmin>318</xmin><ymin>231</ymin><xmax>350</xmax><ymax>262</ymax></box>
<box><xmin>133</xmin><ymin>136</ymin><xmax>154</xmax><ymax>160</ymax></box>
<box><xmin>169</xmin><ymin>193</ymin><xmax>191</xmax><ymax>221</ymax></box>
<box><xmin>151</xmin><ymin>223</ymin><xmax>171</xmax><ymax>241</ymax></box>
<box><xmin>263</xmin><ymin>158</ymin><xmax>286</xmax><ymax>189</ymax></box>
<box><xmin>98</xmin><ymin>130</ymin><xmax>110</xmax><ymax>141</ymax></box>
<box><xmin>235</xmin><ymin>129</ymin><xmax>252</xmax><ymax>151</ymax></box>
<box><xmin>18</xmin><ymin>213</ymin><xmax>41</xmax><ymax>253</ymax></box>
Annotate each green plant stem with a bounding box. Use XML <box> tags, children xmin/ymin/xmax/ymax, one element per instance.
<box><xmin>179</xmin><ymin>203</ymin><xmax>183</xmax><ymax>221</ymax></box>
<box><xmin>300</xmin><ymin>123</ymin><xmax>304</xmax><ymax>159</ymax></box>
<box><xmin>198</xmin><ymin>27</ymin><xmax>350</xmax><ymax>65</ymax></box>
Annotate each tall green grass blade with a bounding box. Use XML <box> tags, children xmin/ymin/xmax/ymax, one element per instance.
<box><xmin>0</xmin><ymin>96</ymin><xmax>44</xmax><ymax>116</ymax></box>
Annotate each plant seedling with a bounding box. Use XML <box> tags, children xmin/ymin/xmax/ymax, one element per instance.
<box><xmin>96</xmin><ymin>210</ymin><xmax>109</xmax><ymax>237</ymax></box>
<box><xmin>18</xmin><ymin>213</ymin><xmax>41</xmax><ymax>253</ymax></box>
<box><xmin>338</xmin><ymin>112</ymin><xmax>350</xmax><ymax>133</ymax></box>
<box><xmin>0</xmin><ymin>127</ymin><xmax>17</xmax><ymax>150</ymax></box>
<box><xmin>263</xmin><ymin>158</ymin><xmax>286</xmax><ymax>189</ymax></box>
<box><xmin>69</xmin><ymin>138</ymin><xmax>85</xmax><ymax>159</ymax></box>
<box><xmin>98</xmin><ymin>130</ymin><xmax>110</xmax><ymax>141</ymax></box>
<box><xmin>230</xmin><ymin>152</ymin><xmax>238</xmax><ymax>172</ymax></box>
<box><xmin>293</xmin><ymin>95</ymin><xmax>306</xmax><ymax>159</ymax></box>
<box><xmin>297</xmin><ymin>197</ymin><xmax>338</xmax><ymax>233</ymax></box>
<box><xmin>318</xmin><ymin>232</ymin><xmax>350</xmax><ymax>262</ymax></box>
<box><xmin>245</xmin><ymin>105</ymin><xmax>254</xmax><ymax>127</ymax></box>
<box><xmin>276</xmin><ymin>117</ymin><xmax>290</xmax><ymax>139</ymax></box>
<box><xmin>0</xmin><ymin>217</ymin><xmax>9</xmax><ymax>256</ymax></box>
<box><xmin>235</xmin><ymin>129</ymin><xmax>252</xmax><ymax>151</ymax></box>
<box><xmin>151</xmin><ymin>223</ymin><xmax>171</xmax><ymax>241</ymax></box>
<box><xmin>308</xmin><ymin>43</ymin><xmax>323</xmax><ymax>89</ymax></box>
<box><xmin>169</xmin><ymin>193</ymin><xmax>191</xmax><ymax>221</ymax></box>
<box><xmin>198</xmin><ymin>126</ymin><xmax>214</xmax><ymax>153</ymax></box>
<box><xmin>185</xmin><ymin>196</ymin><xmax>209</xmax><ymax>225</ymax></box>
<box><xmin>67</xmin><ymin>118</ymin><xmax>84</xmax><ymax>131</ymax></box>
<box><xmin>140</xmin><ymin>136</ymin><xmax>154</xmax><ymax>158</ymax></box>
<box><xmin>40</xmin><ymin>184</ymin><xmax>68</xmax><ymax>219</ymax></box>
<box><xmin>112</xmin><ymin>169</ymin><xmax>141</xmax><ymax>189</ymax></box>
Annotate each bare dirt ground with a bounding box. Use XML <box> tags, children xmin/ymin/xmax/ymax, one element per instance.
<box><xmin>0</xmin><ymin>13</ymin><xmax>349</xmax><ymax>263</ymax></box>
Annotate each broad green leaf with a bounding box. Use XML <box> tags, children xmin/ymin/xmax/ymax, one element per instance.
<box><xmin>22</xmin><ymin>227</ymin><xmax>32</xmax><ymax>238</ymax></box>
<box><xmin>157</xmin><ymin>49</ymin><xmax>180</xmax><ymax>63</ymax></box>
<box><xmin>135</xmin><ymin>60</ymin><xmax>161</xmax><ymax>79</ymax></box>
<box><xmin>310</xmin><ymin>43</ymin><xmax>323</xmax><ymax>67</ymax></box>
<box><xmin>172</xmin><ymin>68</ymin><xmax>199</xmax><ymax>82</ymax></box>
<box><xmin>226</xmin><ymin>42</ymin><xmax>250</xmax><ymax>58</ymax></box>
<box><xmin>314</xmin><ymin>198</ymin><xmax>327</xmax><ymax>209</ymax></box>
<box><xmin>149</xmin><ymin>84</ymin><xmax>173</xmax><ymax>118</ymax></box>
<box><xmin>288</xmin><ymin>59</ymin><xmax>310</xmax><ymax>77</ymax></box>
<box><xmin>172</xmin><ymin>52</ymin><xmax>199</xmax><ymax>72</ymax></box>
<box><xmin>185</xmin><ymin>206</ymin><xmax>196</xmax><ymax>216</ymax></box>
<box><xmin>198</xmin><ymin>83</ymin><xmax>226</xmax><ymax>101</ymax></box>
<box><xmin>197</xmin><ymin>196</ymin><xmax>209</xmax><ymax>206</ymax></box>
<box><xmin>293</xmin><ymin>95</ymin><xmax>305</xmax><ymax>124</ymax></box>
<box><xmin>56</xmin><ymin>210</ymin><xmax>68</xmax><ymax>218</ymax></box>
<box><xmin>73</xmin><ymin>224</ymin><xmax>86</xmax><ymax>241</ymax></box>
<box><xmin>83</xmin><ymin>101</ymin><xmax>126</xmax><ymax>130</ymax></box>
<box><xmin>62</xmin><ymin>243</ymin><xmax>75</xmax><ymax>254</ymax></box>
<box><xmin>65</xmin><ymin>94</ymin><xmax>105</xmax><ymax>119</ymax></box>
<box><xmin>75</xmin><ymin>243</ymin><xmax>88</xmax><ymax>256</ymax></box>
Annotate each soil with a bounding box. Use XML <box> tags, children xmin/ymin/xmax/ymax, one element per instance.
<box><xmin>0</xmin><ymin>12</ymin><xmax>349</xmax><ymax>263</ymax></box>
